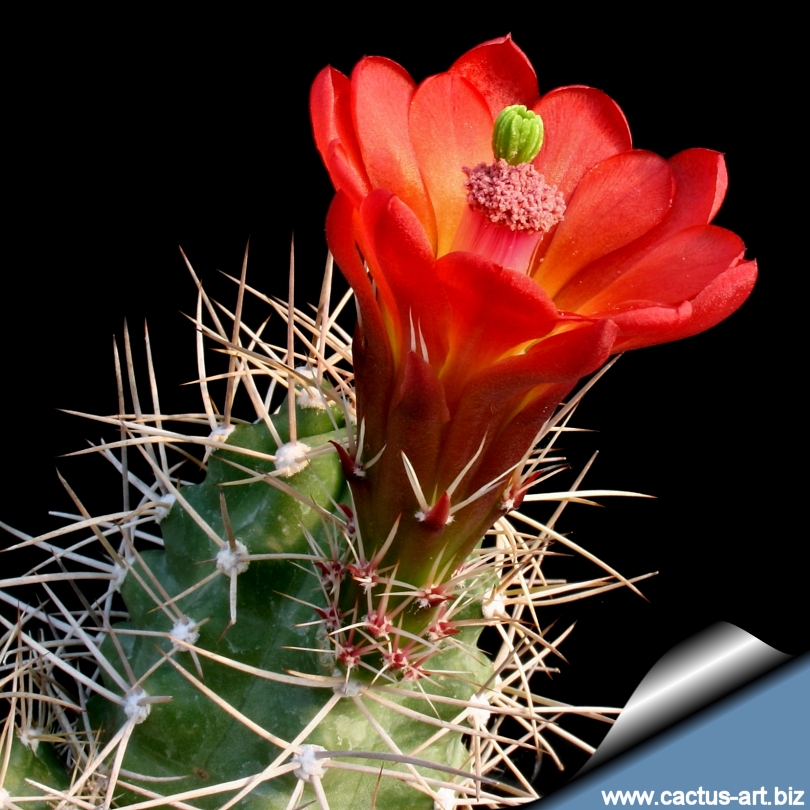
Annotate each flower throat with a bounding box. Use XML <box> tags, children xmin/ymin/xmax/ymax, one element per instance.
<box><xmin>451</xmin><ymin>105</ymin><xmax>565</xmax><ymax>273</ymax></box>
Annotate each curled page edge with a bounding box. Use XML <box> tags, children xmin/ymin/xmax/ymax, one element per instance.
<box><xmin>578</xmin><ymin>620</ymin><xmax>792</xmax><ymax>776</ymax></box>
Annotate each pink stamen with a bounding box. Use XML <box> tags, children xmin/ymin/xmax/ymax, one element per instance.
<box><xmin>452</xmin><ymin>160</ymin><xmax>566</xmax><ymax>273</ymax></box>
<box><xmin>463</xmin><ymin>159</ymin><xmax>565</xmax><ymax>233</ymax></box>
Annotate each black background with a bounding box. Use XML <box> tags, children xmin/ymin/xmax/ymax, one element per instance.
<box><xmin>5</xmin><ymin>14</ymin><xmax>803</xmax><ymax>795</ymax></box>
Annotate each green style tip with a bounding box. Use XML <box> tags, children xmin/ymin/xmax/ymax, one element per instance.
<box><xmin>492</xmin><ymin>105</ymin><xmax>544</xmax><ymax>165</ymax></box>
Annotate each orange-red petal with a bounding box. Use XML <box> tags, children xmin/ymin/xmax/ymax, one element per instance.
<box><xmin>613</xmin><ymin>259</ymin><xmax>757</xmax><ymax>351</ymax></box>
<box><xmin>435</xmin><ymin>251</ymin><xmax>558</xmax><ymax>402</ymax></box>
<box><xmin>359</xmin><ymin>190</ymin><xmax>450</xmax><ymax>365</ymax></box>
<box><xmin>351</xmin><ymin>57</ymin><xmax>437</xmax><ymax>250</ymax></box>
<box><xmin>436</xmin><ymin>320</ymin><xmax>618</xmax><ymax>495</ymax></box>
<box><xmin>409</xmin><ymin>73</ymin><xmax>494</xmax><ymax>257</ymax></box>
<box><xmin>326</xmin><ymin>192</ymin><xmax>394</xmax><ymax>442</ymax></box>
<box><xmin>532</xmin><ymin>86</ymin><xmax>632</xmax><ymax>202</ymax></box>
<box><xmin>581</xmin><ymin>225</ymin><xmax>746</xmax><ymax>313</ymax></box>
<box><xmin>536</xmin><ymin>150</ymin><xmax>674</xmax><ymax>297</ymax></box>
<box><xmin>310</xmin><ymin>66</ymin><xmax>370</xmax><ymax>205</ymax></box>
<box><xmin>552</xmin><ymin>151</ymin><xmax>732</xmax><ymax>313</ymax></box>
<box><xmin>449</xmin><ymin>35</ymin><xmax>539</xmax><ymax>117</ymax></box>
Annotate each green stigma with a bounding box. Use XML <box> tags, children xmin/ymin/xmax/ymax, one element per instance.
<box><xmin>492</xmin><ymin>105</ymin><xmax>545</xmax><ymax>165</ymax></box>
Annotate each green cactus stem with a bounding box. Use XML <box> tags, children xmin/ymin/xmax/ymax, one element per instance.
<box><xmin>1</xmin><ymin>249</ymin><xmax>639</xmax><ymax>807</ymax></box>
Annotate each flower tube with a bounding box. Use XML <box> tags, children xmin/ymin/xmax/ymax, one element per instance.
<box><xmin>311</xmin><ymin>36</ymin><xmax>756</xmax><ymax>625</ymax></box>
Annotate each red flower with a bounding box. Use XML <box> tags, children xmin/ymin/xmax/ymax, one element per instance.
<box><xmin>311</xmin><ymin>36</ymin><xmax>756</xmax><ymax>584</ymax></box>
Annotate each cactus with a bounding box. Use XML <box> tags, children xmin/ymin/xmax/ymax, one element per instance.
<box><xmin>2</xmin><ymin>35</ymin><xmax>756</xmax><ymax>810</ymax></box>
<box><xmin>1</xmin><ymin>249</ymin><xmax>642</xmax><ymax>808</ymax></box>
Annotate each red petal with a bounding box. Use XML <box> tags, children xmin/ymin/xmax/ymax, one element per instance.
<box><xmin>601</xmin><ymin>301</ymin><xmax>692</xmax><ymax>338</ymax></box>
<box><xmin>581</xmin><ymin>225</ymin><xmax>746</xmax><ymax>312</ymax></box>
<box><xmin>449</xmin><ymin>34</ymin><xmax>539</xmax><ymax>117</ymax></box>
<box><xmin>324</xmin><ymin>140</ymin><xmax>371</xmax><ymax>209</ymax></box>
<box><xmin>536</xmin><ymin>150</ymin><xmax>674</xmax><ymax>297</ymax></box>
<box><xmin>326</xmin><ymin>193</ymin><xmax>385</xmax><ymax>343</ymax></box>
<box><xmin>666</xmin><ymin>148</ymin><xmax>728</xmax><ymax>229</ymax></box>
<box><xmin>310</xmin><ymin>66</ymin><xmax>370</xmax><ymax>202</ymax></box>
<box><xmin>436</xmin><ymin>320</ymin><xmax>618</xmax><ymax>494</ymax></box>
<box><xmin>360</xmin><ymin>190</ymin><xmax>450</xmax><ymax>364</ymax></box>
<box><xmin>523</xmin><ymin>320</ymin><xmax>620</xmax><ymax>380</ymax></box>
<box><xmin>310</xmin><ymin>66</ymin><xmax>348</xmax><ymax>160</ymax></box>
<box><xmin>553</xmin><ymin>154</ymin><xmax>733</xmax><ymax>313</ymax></box>
<box><xmin>532</xmin><ymin>86</ymin><xmax>632</xmax><ymax>202</ymax></box>
<box><xmin>410</xmin><ymin>73</ymin><xmax>493</xmax><ymax>257</ymax></box>
<box><xmin>614</xmin><ymin>259</ymin><xmax>757</xmax><ymax>350</ymax></box>
<box><xmin>351</xmin><ymin>57</ymin><xmax>437</xmax><ymax>250</ymax></box>
<box><xmin>326</xmin><ymin>192</ymin><xmax>394</xmax><ymax>441</ymax></box>
<box><xmin>436</xmin><ymin>252</ymin><xmax>558</xmax><ymax>404</ymax></box>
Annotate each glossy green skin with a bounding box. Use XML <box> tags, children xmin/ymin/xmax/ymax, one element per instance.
<box><xmin>86</xmin><ymin>404</ymin><xmax>491</xmax><ymax>808</ymax></box>
<box><xmin>4</xmin><ymin>736</ymin><xmax>69</xmax><ymax>808</ymax></box>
